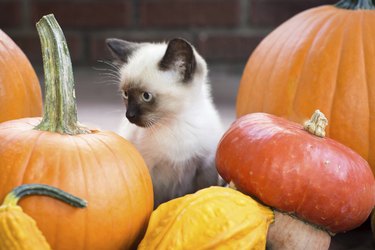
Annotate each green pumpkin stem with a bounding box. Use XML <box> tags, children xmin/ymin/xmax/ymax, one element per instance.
<box><xmin>336</xmin><ymin>0</ymin><xmax>375</xmax><ymax>9</ymax></box>
<box><xmin>35</xmin><ymin>14</ymin><xmax>89</xmax><ymax>135</ymax></box>
<box><xmin>303</xmin><ymin>110</ymin><xmax>328</xmax><ymax>138</ymax></box>
<box><xmin>2</xmin><ymin>184</ymin><xmax>87</xmax><ymax>208</ymax></box>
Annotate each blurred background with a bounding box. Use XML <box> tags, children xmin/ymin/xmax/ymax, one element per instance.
<box><xmin>1</xmin><ymin>1</ymin><xmax>373</xmax><ymax>249</ymax></box>
<box><xmin>1</xmin><ymin>0</ymin><xmax>337</xmax><ymax>131</ymax></box>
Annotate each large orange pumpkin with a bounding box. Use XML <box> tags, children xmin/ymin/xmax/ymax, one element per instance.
<box><xmin>0</xmin><ymin>30</ymin><xmax>42</xmax><ymax>123</ymax></box>
<box><xmin>0</xmin><ymin>14</ymin><xmax>153</xmax><ymax>249</ymax></box>
<box><xmin>237</xmin><ymin>0</ymin><xmax>375</xmax><ymax>174</ymax></box>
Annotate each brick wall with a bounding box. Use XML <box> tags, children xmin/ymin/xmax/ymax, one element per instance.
<box><xmin>1</xmin><ymin>0</ymin><xmax>337</xmax><ymax>67</ymax></box>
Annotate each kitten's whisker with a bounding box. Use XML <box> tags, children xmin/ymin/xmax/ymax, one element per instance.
<box><xmin>96</xmin><ymin>72</ymin><xmax>121</xmax><ymax>81</ymax></box>
<box><xmin>92</xmin><ymin>66</ymin><xmax>117</xmax><ymax>72</ymax></box>
<box><xmin>95</xmin><ymin>73</ymin><xmax>122</xmax><ymax>85</ymax></box>
<box><xmin>96</xmin><ymin>60</ymin><xmax>121</xmax><ymax>70</ymax></box>
<box><xmin>97</xmin><ymin>73</ymin><xmax>121</xmax><ymax>80</ymax></box>
<box><xmin>94</xmin><ymin>78</ymin><xmax>120</xmax><ymax>86</ymax></box>
<box><xmin>95</xmin><ymin>69</ymin><xmax>121</xmax><ymax>77</ymax></box>
<box><xmin>92</xmin><ymin>66</ymin><xmax>121</xmax><ymax>77</ymax></box>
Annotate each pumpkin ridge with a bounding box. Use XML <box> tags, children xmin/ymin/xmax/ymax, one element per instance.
<box><xmin>365</xmin><ymin>11</ymin><xmax>375</xmax><ymax>171</ymax></box>
<box><xmin>329</xmin><ymin>12</ymin><xmax>367</xmax><ymax>155</ymax></box>
<box><xmin>253</xmin><ymin>18</ymin><xmax>305</xmax><ymax>112</ymax></box>
<box><xmin>0</xmin><ymin>130</ymin><xmax>39</xmax><ymax>201</ymax></box>
<box><xmin>325</xmin><ymin>12</ymin><xmax>349</xmax><ymax>138</ymax></box>
<box><xmin>18</xmin><ymin>132</ymin><xmax>45</xmax><ymax>187</ymax></box>
<box><xmin>286</xmin><ymin>9</ymin><xmax>337</xmax><ymax>118</ymax></box>
<box><xmin>291</xmin><ymin>10</ymin><xmax>345</xmax><ymax>119</ymax></box>
<box><xmin>262</xmin><ymin>25</ymin><xmax>301</xmax><ymax>111</ymax></box>
<box><xmin>0</xmin><ymin>132</ymin><xmax>21</xmax><ymax>197</ymax></box>
<box><xmin>0</xmin><ymin>40</ymin><xmax>24</xmax><ymax>119</ymax></box>
<box><xmin>361</xmin><ymin>11</ymin><xmax>373</xmax><ymax>164</ymax></box>
<box><xmin>5</xmin><ymin>34</ymin><xmax>42</xmax><ymax>117</ymax></box>
<box><xmin>237</xmin><ymin>7</ymin><xmax>337</xmax><ymax>117</ymax></box>
<box><xmin>268</xmin><ymin>11</ymin><xmax>333</xmax><ymax>114</ymax></box>
<box><xmin>70</xmin><ymin>136</ymin><xmax>90</xmax><ymax>249</ymax></box>
<box><xmin>79</xmin><ymin>135</ymin><xmax>115</xmax><ymax>248</ymax></box>
<box><xmin>0</xmin><ymin>39</ymin><xmax>32</xmax><ymax>118</ymax></box>
<box><xmin>92</xmin><ymin>135</ymin><xmax>137</xmax><ymax>247</ymax></box>
<box><xmin>0</xmin><ymin>30</ymin><xmax>41</xmax><ymax>122</ymax></box>
<box><xmin>50</xmin><ymin>142</ymin><xmax>62</xmax><ymax>248</ymax></box>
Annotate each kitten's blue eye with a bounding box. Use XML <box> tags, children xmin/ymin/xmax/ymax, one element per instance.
<box><xmin>142</xmin><ymin>92</ymin><xmax>152</xmax><ymax>102</ymax></box>
<box><xmin>122</xmin><ymin>90</ymin><xmax>128</xmax><ymax>99</ymax></box>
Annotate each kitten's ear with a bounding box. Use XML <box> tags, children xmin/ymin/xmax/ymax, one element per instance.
<box><xmin>159</xmin><ymin>38</ymin><xmax>196</xmax><ymax>82</ymax></box>
<box><xmin>106</xmin><ymin>38</ymin><xmax>139</xmax><ymax>63</ymax></box>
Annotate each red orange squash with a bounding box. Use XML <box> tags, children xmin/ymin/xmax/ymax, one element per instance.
<box><xmin>0</xmin><ymin>14</ymin><xmax>153</xmax><ymax>249</ymax></box>
<box><xmin>237</xmin><ymin>0</ymin><xmax>375</xmax><ymax>175</ymax></box>
<box><xmin>0</xmin><ymin>30</ymin><xmax>42</xmax><ymax>123</ymax></box>
<box><xmin>216</xmin><ymin>111</ymin><xmax>375</xmax><ymax>249</ymax></box>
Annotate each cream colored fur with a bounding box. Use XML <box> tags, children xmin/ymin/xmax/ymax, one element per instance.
<box><xmin>117</xmin><ymin>41</ymin><xmax>224</xmax><ymax>207</ymax></box>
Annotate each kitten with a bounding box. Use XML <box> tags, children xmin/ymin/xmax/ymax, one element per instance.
<box><xmin>106</xmin><ymin>38</ymin><xmax>224</xmax><ymax>208</ymax></box>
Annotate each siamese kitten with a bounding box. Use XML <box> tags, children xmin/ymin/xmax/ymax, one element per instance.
<box><xmin>106</xmin><ymin>38</ymin><xmax>224</xmax><ymax>207</ymax></box>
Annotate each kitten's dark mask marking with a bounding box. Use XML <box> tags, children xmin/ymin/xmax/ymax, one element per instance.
<box><xmin>159</xmin><ymin>38</ymin><xmax>196</xmax><ymax>83</ymax></box>
<box><xmin>123</xmin><ymin>87</ymin><xmax>157</xmax><ymax>127</ymax></box>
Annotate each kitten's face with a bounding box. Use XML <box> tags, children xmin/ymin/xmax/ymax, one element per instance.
<box><xmin>107</xmin><ymin>38</ymin><xmax>206</xmax><ymax>128</ymax></box>
<box><xmin>120</xmin><ymin>80</ymin><xmax>186</xmax><ymax>128</ymax></box>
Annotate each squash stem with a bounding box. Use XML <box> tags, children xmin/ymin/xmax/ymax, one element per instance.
<box><xmin>336</xmin><ymin>0</ymin><xmax>375</xmax><ymax>9</ymax></box>
<box><xmin>2</xmin><ymin>184</ymin><xmax>87</xmax><ymax>208</ymax></box>
<box><xmin>35</xmin><ymin>14</ymin><xmax>89</xmax><ymax>135</ymax></box>
<box><xmin>303</xmin><ymin>110</ymin><xmax>328</xmax><ymax>138</ymax></box>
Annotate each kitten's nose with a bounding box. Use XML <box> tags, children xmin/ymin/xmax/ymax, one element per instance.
<box><xmin>126</xmin><ymin>110</ymin><xmax>137</xmax><ymax>122</ymax></box>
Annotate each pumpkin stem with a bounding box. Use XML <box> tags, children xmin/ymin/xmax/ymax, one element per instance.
<box><xmin>2</xmin><ymin>184</ymin><xmax>87</xmax><ymax>208</ymax></box>
<box><xmin>303</xmin><ymin>110</ymin><xmax>328</xmax><ymax>138</ymax></box>
<box><xmin>35</xmin><ymin>14</ymin><xmax>89</xmax><ymax>135</ymax></box>
<box><xmin>335</xmin><ymin>0</ymin><xmax>375</xmax><ymax>9</ymax></box>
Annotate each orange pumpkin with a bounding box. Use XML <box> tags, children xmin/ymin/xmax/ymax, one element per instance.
<box><xmin>0</xmin><ymin>30</ymin><xmax>42</xmax><ymax>123</ymax></box>
<box><xmin>0</xmin><ymin>14</ymin><xmax>153</xmax><ymax>249</ymax></box>
<box><xmin>237</xmin><ymin>0</ymin><xmax>375</xmax><ymax>175</ymax></box>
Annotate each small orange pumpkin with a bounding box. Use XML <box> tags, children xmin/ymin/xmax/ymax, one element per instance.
<box><xmin>0</xmin><ymin>30</ymin><xmax>42</xmax><ymax>123</ymax></box>
<box><xmin>0</xmin><ymin>14</ymin><xmax>153</xmax><ymax>249</ymax></box>
<box><xmin>237</xmin><ymin>0</ymin><xmax>375</xmax><ymax>175</ymax></box>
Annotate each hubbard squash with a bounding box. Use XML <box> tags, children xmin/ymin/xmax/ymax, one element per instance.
<box><xmin>216</xmin><ymin>110</ymin><xmax>375</xmax><ymax>249</ymax></box>
<box><xmin>236</xmin><ymin>0</ymin><xmax>375</xmax><ymax>175</ymax></box>
<box><xmin>0</xmin><ymin>184</ymin><xmax>86</xmax><ymax>250</ymax></box>
<box><xmin>0</xmin><ymin>30</ymin><xmax>42</xmax><ymax>123</ymax></box>
<box><xmin>0</xmin><ymin>14</ymin><xmax>153</xmax><ymax>249</ymax></box>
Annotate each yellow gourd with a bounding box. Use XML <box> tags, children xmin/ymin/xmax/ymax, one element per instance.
<box><xmin>0</xmin><ymin>184</ymin><xmax>87</xmax><ymax>250</ymax></box>
<box><xmin>138</xmin><ymin>186</ymin><xmax>274</xmax><ymax>250</ymax></box>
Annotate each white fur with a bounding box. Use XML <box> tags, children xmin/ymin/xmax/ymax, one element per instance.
<box><xmin>117</xmin><ymin>42</ymin><xmax>224</xmax><ymax>207</ymax></box>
